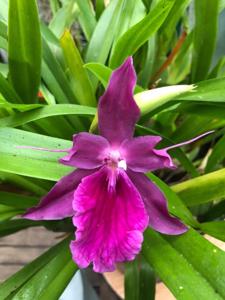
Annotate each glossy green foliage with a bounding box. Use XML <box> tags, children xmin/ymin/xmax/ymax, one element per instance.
<box><xmin>8</xmin><ymin>0</ymin><xmax>41</xmax><ymax>103</ymax></box>
<box><xmin>173</xmin><ymin>168</ymin><xmax>225</xmax><ymax>207</ymax></box>
<box><xmin>60</xmin><ymin>30</ymin><xmax>96</xmax><ymax>106</ymax></box>
<box><xmin>110</xmin><ymin>0</ymin><xmax>174</xmax><ymax>68</ymax></box>
<box><xmin>0</xmin><ymin>236</ymin><xmax>77</xmax><ymax>299</ymax></box>
<box><xmin>143</xmin><ymin>228</ymin><xmax>225</xmax><ymax>300</ymax></box>
<box><xmin>191</xmin><ymin>0</ymin><xmax>219</xmax><ymax>82</ymax></box>
<box><xmin>125</xmin><ymin>257</ymin><xmax>155</xmax><ymax>300</ymax></box>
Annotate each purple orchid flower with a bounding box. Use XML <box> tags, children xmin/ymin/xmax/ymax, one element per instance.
<box><xmin>24</xmin><ymin>57</ymin><xmax>210</xmax><ymax>272</ymax></box>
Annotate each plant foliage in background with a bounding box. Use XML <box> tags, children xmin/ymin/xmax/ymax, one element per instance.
<box><xmin>0</xmin><ymin>0</ymin><xmax>225</xmax><ymax>299</ymax></box>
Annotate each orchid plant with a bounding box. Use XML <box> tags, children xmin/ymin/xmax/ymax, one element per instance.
<box><xmin>0</xmin><ymin>0</ymin><xmax>225</xmax><ymax>299</ymax></box>
<box><xmin>23</xmin><ymin>58</ymin><xmax>191</xmax><ymax>272</ymax></box>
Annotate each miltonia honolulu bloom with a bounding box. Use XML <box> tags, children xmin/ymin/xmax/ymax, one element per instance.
<box><xmin>24</xmin><ymin>57</ymin><xmax>210</xmax><ymax>272</ymax></box>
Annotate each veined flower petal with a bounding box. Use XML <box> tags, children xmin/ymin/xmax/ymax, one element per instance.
<box><xmin>122</xmin><ymin>131</ymin><xmax>214</xmax><ymax>172</ymax></box>
<box><xmin>128</xmin><ymin>171</ymin><xmax>187</xmax><ymax>235</ymax></box>
<box><xmin>120</xmin><ymin>135</ymin><xmax>174</xmax><ymax>172</ymax></box>
<box><xmin>60</xmin><ymin>132</ymin><xmax>110</xmax><ymax>169</ymax></box>
<box><xmin>152</xmin><ymin>131</ymin><xmax>214</xmax><ymax>170</ymax></box>
<box><xmin>70</xmin><ymin>167</ymin><xmax>148</xmax><ymax>272</ymax></box>
<box><xmin>98</xmin><ymin>57</ymin><xmax>140</xmax><ymax>146</ymax></box>
<box><xmin>24</xmin><ymin>169</ymin><xmax>93</xmax><ymax>220</ymax></box>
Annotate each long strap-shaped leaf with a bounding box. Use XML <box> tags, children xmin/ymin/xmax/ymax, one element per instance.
<box><xmin>10</xmin><ymin>240</ymin><xmax>77</xmax><ymax>299</ymax></box>
<box><xmin>173</xmin><ymin>168</ymin><xmax>225</xmax><ymax>207</ymax></box>
<box><xmin>109</xmin><ymin>0</ymin><xmax>174</xmax><ymax>68</ymax></box>
<box><xmin>191</xmin><ymin>0</ymin><xmax>219</xmax><ymax>82</ymax></box>
<box><xmin>125</xmin><ymin>257</ymin><xmax>155</xmax><ymax>300</ymax></box>
<box><xmin>0</xmin><ymin>236</ymin><xmax>73</xmax><ymax>299</ymax></box>
<box><xmin>0</xmin><ymin>104</ymin><xmax>96</xmax><ymax>128</ymax></box>
<box><xmin>143</xmin><ymin>228</ymin><xmax>225</xmax><ymax>299</ymax></box>
<box><xmin>8</xmin><ymin>0</ymin><xmax>41</xmax><ymax>103</ymax></box>
<box><xmin>0</xmin><ymin>127</ymin><xmax>71</xmax><ymax>181</ymax></box>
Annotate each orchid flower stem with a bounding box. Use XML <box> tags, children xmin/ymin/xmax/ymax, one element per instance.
<box><xmin>149</xmin><ymin>30</ymin><xmax>187</xmax><ymax>89</ymax></box>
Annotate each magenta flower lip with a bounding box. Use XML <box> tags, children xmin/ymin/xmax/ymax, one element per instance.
<box><xmin>24</xmin><ymin>57</ymin><xmax>211</xmax><ymax>272</ymax></box>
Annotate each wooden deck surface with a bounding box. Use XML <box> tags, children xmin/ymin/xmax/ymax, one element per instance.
<box><xmin>0</xmin><ymin>227</ymin><xmax>60</xmax><ymax>282</ymax></box>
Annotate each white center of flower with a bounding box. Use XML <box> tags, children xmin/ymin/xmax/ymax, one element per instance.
<box><xmin>104</xmin><ymin>149</ymin><xmax>127</xmax><ymax>171</ymax></box>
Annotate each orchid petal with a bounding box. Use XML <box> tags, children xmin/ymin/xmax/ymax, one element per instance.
<box><xmin>24</xmin><ymin>169</ymin><xmax>92</xmax><ymax>220</ymax></box>
<box><xmin>152</xmin><ymin>131</ymin><xmax>214</xmax><ymax>170</ymax></box>
<box><xmin>60</xmin><ymin>132</ymin><xmax>110</xmax><ymax>169</ymax></box>
<box><xmin>98</xmin><ymin>57</ymin><xmax>140</xmax><ymax>146</ymax></box>
<box><xmin>122</xmin><ymin>131</ymin><xmax>214</xmax><ymax>172</ymax></box>
<box><xmin>163</xmin><ymin>131</ymin><xmax>214</xmax><ymax>151</ymax></box>
<box><xmin>128</xmin><ymin>171</ymin><xmax>187</xmax><ymax>235</ymax></box>
<box><xmin>70</xmin><ymin>167</ymin><xmax>148</xmax><ymax>272</ymax></box>
<box><xmin>121</xmin><ymin>136</ymin><xmax>175</xmax><ymax>172</ymax></box>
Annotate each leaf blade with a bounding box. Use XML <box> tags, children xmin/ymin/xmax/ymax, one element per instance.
<box><xmin>8</xmin><ymin>0</ymin><xmax>42</xmax><ymax>102</ymax></box>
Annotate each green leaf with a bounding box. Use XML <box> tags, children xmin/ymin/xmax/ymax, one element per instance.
<box><xmin>0</xmin><ymin>36</ymin><xmax>8</xmax><ymax>50</ymax></box>
<box><xmin>167</xmin><ymin>32</ymin><xmax>193</xmax><ymax>85</ymax></box>
<box><xmin>49</xmin><ymin>0</ymin><xmax>60</xmax><ymax>15</ymax></box>
<box><xmin>125</xmin><ymin>257</ymin><xmax>155</xmax><ymax>300</ymax></box>
<box><xmin>12</xmin><ymin>239</ymin><xmax>77</xmax><ymax>299</ymax></box>
<box><xmin>134</xmin><ymin>85</ymin><xmax>195</xmax><ymax>116</ymax></box>
<box><xmin>0</xmin><ymin>191</ymin><xmax>38</xmax><ymax>209</ymax></box>
<box><xmin>143</xmin><ymin>228</ymin><xmax>225</xmax><ymax>299</ymax></box>
<box><xmin>0</xmin><ymin>210</ymin><xmax>23</xmax><ymax>222</ymax></box>
<box><xmin>8</xmin><ymin>0</ymin><xmax>42</xmax><ymax>103</ymax></box>
<box><xmin>112</xmin><ymin>0</ymin><xmax>137</xmax><ymax>46</ymax></box>
<box><xmin>84</xmin><ymin>62</ymin><xmax>143</xmax><ymax>93</ymax></box>
<box><xmin>191</xmin><ymin>0</ymin><xmax>219</xmax><ymax>81</ymax></box>
<box><xmin>49</xmin><ymin>0</ymin><xmax>79</xmax><ymax>37</ymax></box>
<box><xmin>166</xmin><ymin>229</ymin><xmax>225</xmax><ymax>296</ymax></box>
<box><xmin>219</xmin><ymin>0</ymin><xmax>225</xmax><ymax>11</ymax></box>
<box><xmin>109</xmin><ymin>0</ymin><xmax>174</xmax><ymax>68</ymax></box>
<box><xmin>178</xmin><ymin>103</ymin><xmax>225</xmax><ymax>120</ymax></box>
<box><xmin>206</xmin><ymin>134</ymin><xmax>225</xmax><ymax>172</ymax></box>
<box><xmin>95</xmin><ymin>0</ymin><xmax>105</xmax><ymax>19</ymax></box>
<box><xmin>0</xmin><ymin>100</ymin><xmax>42</xmax><ymax>111</ymax></box>
<box><xmin>76</xmin><ymin>0</ymin><xmax>96</xmax><ymax>41</ymax></box>
<box><xmin>141</xmin><ymin>0</ymin><xmax>153</xmax><ymax>11</ymax></box>
<box><xmin>173</xmin><ymin>168</ymin><xmax>225</xmax><ymax>207</ymax></box>
<box><xmin>0</xmin><ymin>19</ymin><xmax>8</xmax><ymax>50</ymax></box>
<box><xmin>85</xmin><ymin>0</ymin><xmax>124</xmax><ymax>65</ymax></box>
<box><xmin>0</xmin><ymin>127</ymin><xmax>71</xmax><ymax>180</ymax></box>
<box><xmin>198</xmin><ymin>200</ymin><xmax>225</xmax><ymax>222</ymax></box>
<box><xmin>125</xmin><ymin>260</ymin><xmax>139</xmax><ymax>300</ymax></box>
<box><xmin>208</xmin><ymin>56</ymin><xmax>225</xmax><ymax>79</ymax></box>
<box><xmin>0</xmin><ymin>171</ymin><xmax>48</xmax><ymax>196</ymax></box>
<box><xmin>200</xmin><ymin>221</ymin><xmax>225</xmax><ymax>241</ymax></box>
<box><xmin>41</xmin><ymin>38</ymin><xmax>77</xmax><ymax>104</ymax></box>
<box><xmin>170</xmin><ymin>114</ymin><xmax>224</xmax><ymax>143</ymax></box>
<box><xmin>0</xmin><ymin>150</ymin><xmax>69</xmax><ymax>181</ymax></box>
<box><xmin>0</xmin><ymin>237</ymin><xmax>71</xmax><ymax>298</ymax></box>
<box><xmin>138</xmin><ymin>37</ymin><xmax>156</xmax><ymax>88</ymax></box>
<box><xmin>0</xmin><ymin>72</ymin><xmax>22</xmax><ymax>103</ymax></box>
<box><xmin>159</xmin><ymin>0</ymin><xmax>191</xmax><ymax>50</ymax></box>
<box><xmin>60</xmin><ymin>30</ymin><xmax>96</xmax><ymax>106</ymax></box>
<box><xmin>139</xmin><ymin>257</ymin><xmax>155</xmax><ymax>300</ymax></box>
<box><xmin>0</xmin><ymin>204</ymin><xmax>23</xmax><ymax>222</ymax></box>
<box><xmin>84</xmin><ymin>62</ymin><xmax>111</xmax><ymax>88</ymax></box>
<box><xmin>0</xmin><ymin>0</ymin><xmax>8</xmax><ymax>21</ymax></box>
<box><xmin>38</xmin><ymin>260</ymin><xmax>77</xmax><ymax>300</ymax></box>
<box><xmin>0</xmin><ymin>104</ymin><xmax>96</xmax><ymax>128</ymax></box>
<box><xmin>147</xmin><ymin>173</ymin><xmax>198</xmax><ymax>228</ymax></box>
<box><xmin>176</xmin><ymin>77</ymin><xmax>225</xmax><ymax>103</ymax></box>
<box><xmin>0</xmin><ymin>219</ymin><xmax>42</xmax><ymax>238</ymax></box>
